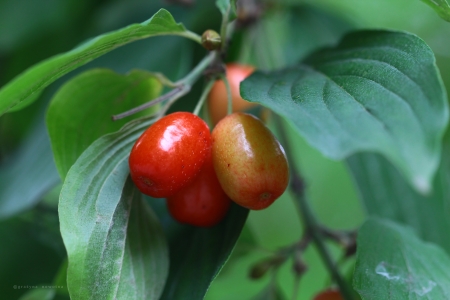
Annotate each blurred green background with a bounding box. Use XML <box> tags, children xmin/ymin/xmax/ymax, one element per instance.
<box><xmin>0</xmin><ymin>0</ymin><xmax>449</xmax><ymax>299</ymax></box>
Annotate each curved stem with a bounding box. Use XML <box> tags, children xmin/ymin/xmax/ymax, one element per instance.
<box><xmin>179</xmin><ymin>51</ymin><xmax>216</xmax><ymax>86</ymax></box>
<box><xmin>193</xmin><ymin>80</ymin><xmax>215</xmax><ymax>116</ymax></box>
<box><xmin>175</xmin><ymin>30</ymin><xmax>202</xmax><ymax>45</ymax></box>
<box><xmin>275</xmin><ymin>116</ymin><xmax>355</xmax><ymax>300</ymax></box>
<box><xmin>220</xmin><ymin>7</ymin><xmax>230</xmax><ymax>52</ymax></box>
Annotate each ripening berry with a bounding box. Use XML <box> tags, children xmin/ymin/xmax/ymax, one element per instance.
<box><xmin>211</xmin><ymin>112</ymin><xmax>289</xmax><ymax>210</ymax></box>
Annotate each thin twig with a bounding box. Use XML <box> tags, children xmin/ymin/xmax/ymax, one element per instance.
<box><xmin>179</xmin><ymin>52</ymin><xmax>216</xmax><ymax>86</ymax></box>
<box><xmin>274</xmin><ymin>116</ymin><xmax>355</xmax><ymax>300</ymax></box>
<box><xmin>111</xmin><ymin>86</ymin><xmax>185</xmax><ymax>121</ymax></box>
<box><xmin>112</xmin><ymin>52</ymin><xmax>217</xmax><ymax>121</ymax></box>
<box><xmin>159</xmin><ymin>86</ymin><xmax>191</xmax><ymax>116</ymax></box>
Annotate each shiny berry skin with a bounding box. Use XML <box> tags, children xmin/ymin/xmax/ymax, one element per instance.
<box><xmin>211</xmin><ymin>112</ymin><xmax>289</xmax><ymax>210</ymax></box>
<box><xmin>313</xmin><ymin>289</ymin><xmax>343</xmax><ymax>300</ymax></box>
<box><xmin>129</xmin><ymin>112</ymin><xmax>211</xmax><ymax>198</ymax></box>
<box><xmin>167</xmin><ymin>150</ymin><xmax>231</xmax><ymax>227</ymax></box>
<box><xmin>207</xmin><ymin>63</ymin><xmax>256</xmax><ymax>125</ymax></box>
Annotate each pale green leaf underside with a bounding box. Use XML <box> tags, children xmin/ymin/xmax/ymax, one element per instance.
<box><xmin>46</xmin><ymin>68</ymin><xmax>162</xmax><ymax>180</ymax></box>
<box><xmin>0</xmin><ymin>109</ymin><xmax>59</xmax><ymax>220</ymax></box>
<box><xmin>241</xmin><ymin>30</ymin><xmax>448</xmax><ymax>192</ymax></box>
<box><xmin>59</xmin><ymin>116</ymin><xmax>168</xmax><ymax>300</ymax></box>
<box><xmin>354</xmin><ymin>218</ymin><xmax>450</xmax><ymax>299</ymax></box>
<box><xmin>0</xmin><ymin>8</ymin><xmax>190</xmax><ymax>115</ymax></box>
<box><xmin>421</xmin><ymin>0</ymin><xmax>450</xmax><ymax>22</ymax></box>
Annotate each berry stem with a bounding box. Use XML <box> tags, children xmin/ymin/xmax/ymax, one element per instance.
<box><xmin>193</xmin><ymin>80</ymin><xmax>215</xmax><ymax>116</ymax></box>
<box><xmin>274</xmin><ymin>116</ymin><xmax>355</xmax><ymax>300</ymax></box>
<box><xmin>221</xmin><ymin>74</ymin><xmax>233</xmax><ymax>115</ymax></box>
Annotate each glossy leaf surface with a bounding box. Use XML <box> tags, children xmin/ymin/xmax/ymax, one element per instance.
<box><xmin>242</xmin><ymin>30</ymin><xmax>448</xmax><ymax>192</ymax></box>
<box><xmin>354</xmin><ymin>218</ymin><xmax>450</xmax><ymax>299</ymax></box>
<box><xmin>347</xmin><ymin>148</ymin><xmax>450</xmax><ymax>252</ymax></box>
<box><xmin>59</xmin><ymin>116</ymin><xmax>168</xmax><ymax>299</ymax></box>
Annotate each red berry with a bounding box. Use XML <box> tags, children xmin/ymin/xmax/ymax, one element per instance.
<box><xmin>129</xmin><ymin>112</ymin><xmax>211</xmax><ymax>198</ymax></box>
<box><xmin>167</xmin><ymin>150</ymin><xmax>231</xmax><ymax>227</ymax></box>
<box><xmin>211</xmin><ymin>112</ymin><xmax>289</xmax><ymax>210</ymax></box>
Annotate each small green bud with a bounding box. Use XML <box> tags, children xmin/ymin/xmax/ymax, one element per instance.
<box><xmin>201</xmin><ymin>29</ymin><xmax>222</xmax><ymax>51</ymax></box>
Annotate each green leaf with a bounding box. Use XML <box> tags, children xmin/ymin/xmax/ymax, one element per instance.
<box><xmin>347</xmin><ymin>150</ymin><xmax>450</xmax><ymax>252</ymax></box>
<box><xmin>216</xmin><ymin>0</ymin><xmax>237</xmax><ymax>21</ymax></box>
<box><xmin>59</xmin><ymin>116</ymin><xmax>169</xmax><ymax>300</ymax></box>
<box><xmin>354</xmin><ymin>218</ymin><xmax>450</xmax><ymax>298</ymax></box>
<box><xmin>0</xmin><ymin>105</ymin><xmax>60</xmax><ymax>220</ymax></box>
<box><xmin>52</xmin><ymin>259</ymin><xmax>69</xmax><ymax>296</ymax></box>
<box><xmin>421</xmin><ymin>0</ymin><xmax>450</xmax><ymax>22</ymax></box>
<box><xmin>46</xmin><ymin>68</ymin><xmax>162</xmax><ymax>180</ymax></box>
<box><xmin>241</xmin><ymin>30</ymin><xmax>448</xmax><ymax>192</ymax></box>
<box><xmin>160</xmin><ymin>203</ymin><xmax>248</xmax><ymax>299</ymax></box>
<box><xmin>18</xmin><ymin>288</ymin><xmax>55</xmax><ymax>300</ymax></box>
<box><xmin>7</xmin><ymin>92</ymin><xmax>43</xmax><ymax>112</ymax></box>
<box><xmin>0</xmin><ymin>8</ymin><xmax>196</xmax><ymax>115</ymax></box>
<box><xmin>252</xmin><ymin>283</ymin><xmax>286</xmax><ymax>300</ymax></box>
<box><xmin>0</xmin><ymin>216</ymin><xmax>65</xmax><ymax>300</ymax></box>
<box><xmin>347</xmin><ymin>128</ymin><xmax>450</xmax><ymax>252</ymax></box>
<box><xmin>229</xmin><ymin>224</ymin><xmax>258</xmax><ymax>260</ymax></box>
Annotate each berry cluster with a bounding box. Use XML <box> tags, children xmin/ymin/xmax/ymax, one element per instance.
<box><xmin>129</xmin><ymin>64</ymin><xmax>289</xmax><ymax>227</ymax></box>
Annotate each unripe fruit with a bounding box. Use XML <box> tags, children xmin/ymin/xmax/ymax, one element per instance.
<box><xmin>207</xmin><ymin>63</ymin><xmax>256</xmax><ymax>125</ymax></box>
<box><xmin>211</xmin><ymin>113</ymin><xmax>289</xmax><ymax>210</ymax></box>
<box><xmin>167</xmin><ymin>150</ymin><xmax>231</xmax><ymax>227</ymax></box>
<box><xmin>129</xmin><ymin>112</ymin><xmax>211</xmax><ymax>198</ymax></box>
<box><xmin>313</xmin><ymin>289</ymin><xmax>343</xmax><ymax>300</ymax></box>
